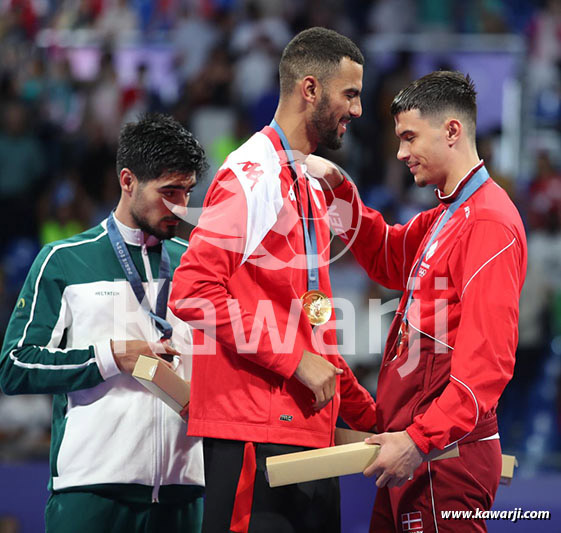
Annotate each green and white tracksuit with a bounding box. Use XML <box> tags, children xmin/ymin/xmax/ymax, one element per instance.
<box><xmin>0</xmin><ymin>218</ymin><xmax>203</xmax><ymax>503</ymax></box>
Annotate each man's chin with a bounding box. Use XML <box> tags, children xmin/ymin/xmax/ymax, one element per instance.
<box><xmin>143</xmin><ymin>224</ymin><xmax>177</xmax><ymax>241</ymax></box>
<box><xmin>320</xmin><ymin>132</ymin><xmax>343</xmax><ymax>151</ymax></box>
<box><xmin>160</xmin><ymin>226</ymin><xmax>178</xmax><ymax>240</ymax></box>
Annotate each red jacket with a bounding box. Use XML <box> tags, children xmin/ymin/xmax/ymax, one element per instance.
<box><xmin>325</xmin><ymin>162</ymin><xmax>527</xmax><ymax>453</ymax></box>
<box><xmin>169</xmin><ymin>126</ymin><xmax>376</xmax><ymax>448</ymax></box>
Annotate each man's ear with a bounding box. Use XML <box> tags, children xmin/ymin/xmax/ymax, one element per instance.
<box><xmin>119</xmin><ymin>168</ymin><xmax>137</xmax><ymax>195</ymax></box>
<box><xmin>445</xmin><ymin>118</ymin><xmax>462</xmax><ymax>147</ymax></box>
<box><xmin>300</xmin><ymin>75</ymin><xmax>321</xmax><ymax>104</ymax></box>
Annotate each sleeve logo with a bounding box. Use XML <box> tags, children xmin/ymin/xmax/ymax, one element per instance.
<box><xmin>239</xmin><ymin>161</ymin><xmax>264</xmax><ymax>191</ymax></box>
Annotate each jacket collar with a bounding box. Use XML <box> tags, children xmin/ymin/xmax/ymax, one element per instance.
<box><xmin>261</xmin><ymin>125</ymin><xmax>311</xmax><ymax>178</ymax></box>
<box><xmin>436</xmin><ymin>160</ymin><xmax>485</xmax><ymax>204</ymax></box>
<box><xmin>103</xmin><ymin>215</ymin><xmax>161</xmax><ymax>247</ymax></box>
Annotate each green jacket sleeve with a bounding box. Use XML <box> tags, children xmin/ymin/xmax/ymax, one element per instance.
<box><xmin>0</xmin><ymin>245</ymin><xmax>105</xmax><ymax>395</ymax></box>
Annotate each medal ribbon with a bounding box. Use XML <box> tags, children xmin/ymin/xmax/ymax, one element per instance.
<box><xmin>403</xmin><ymin>165</ymin><xmax>490</xmax><ymax>324</ymax></box>
<box><xmin>106</xmin><ymin>212</ymin><xmax>173</xmax><ymax>339</ymax></box>
<box><xmin>269</xmin><ymin>119</ymin><xmax>319</xmax><ymax>290</ymax></box>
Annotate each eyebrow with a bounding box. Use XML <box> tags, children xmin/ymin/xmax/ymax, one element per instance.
<box><xmin>396</xmin><ymin>129</ymin><xmax>414</xmax><ymax>138</ymax></box>
<box><xmin>158</xmin><ymin>182</ymin><xmax>197</xmax><ymax>191</ymax></box>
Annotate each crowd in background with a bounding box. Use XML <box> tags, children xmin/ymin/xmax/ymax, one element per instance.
<box><xmin>0</xmin><ymin>0</ymin><xmax>560</xmax><ymax>471</ymax></box>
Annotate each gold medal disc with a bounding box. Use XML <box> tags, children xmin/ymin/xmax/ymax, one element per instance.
<box><xmin>301</xmin><ymin>290</ymin><xmax>332</xmax><ymax>326</ymax></box>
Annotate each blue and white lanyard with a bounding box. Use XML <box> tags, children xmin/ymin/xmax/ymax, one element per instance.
<box><xmin>106</xmin><ymin>212</ymin><xmax>173</xmax><ymax>339</ymax></box>
<box><xmin>403</xmin><ymin>166</ymin><xmax>490</xmax><ymax>323</ymax></box>
<box><xmin>270</xmin><ymin>119</ymin><xmax>319</xmax><ymax>290</ymax></box>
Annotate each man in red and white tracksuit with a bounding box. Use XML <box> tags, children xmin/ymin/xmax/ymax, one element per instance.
<box><xmin>169</xmin><ymin>28</ymin><xmax>377</xmax><ymax>533</ymax></box>
<box><xmin>318</xmin><ymin>71</ymin><xmax>527</xmax><ymax>532</ymax></box>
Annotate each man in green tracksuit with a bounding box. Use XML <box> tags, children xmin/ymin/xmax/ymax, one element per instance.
<box><xmin>0</xmin><ymin>113</ymin><xmax>208</xmax><ymax>532</ymax></box>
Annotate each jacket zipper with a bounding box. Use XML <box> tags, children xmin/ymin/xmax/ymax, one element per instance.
<box><xmin>152</xmin><ymin>396</ymin><xmax>163</xmax><ymax>502</ymax></box>
<box><xmin>142</xmin><ymin>243</ymin><xmax>163</xmax><ymax>503</ymax></box>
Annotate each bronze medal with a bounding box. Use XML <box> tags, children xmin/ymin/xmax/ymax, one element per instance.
<box><xmin>301</xmin><ymin>290</ymin><xmax>332</xmax><ymax>326</ymax></box>
<box><xmin>396</xmin><ymin>321</ymin><xmax>409</xmax><ymax>358</ymax></box>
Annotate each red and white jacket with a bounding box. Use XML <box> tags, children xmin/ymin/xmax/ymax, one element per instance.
<box><xmin>325</xmin><ymin>161</ymin><xmax>527</xmax><ymax>453</ymax></box>
<box><xmin>169</xmin><ymin>126</ymin><xmax>376</xmax><ymax>448</ymax></box>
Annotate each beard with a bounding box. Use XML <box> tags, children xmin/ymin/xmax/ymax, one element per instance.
<box><xmin>310</xmin><ymin>93</ymin><xmax>347</xmax><ymax>151</ymax></box>
<box><xmin>131</xmin><ymin>208</ymin><xmax>178</xmax><ymax>240</ymax></box>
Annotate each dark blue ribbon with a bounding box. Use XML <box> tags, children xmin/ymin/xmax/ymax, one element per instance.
<box><xmin>107</xmin><ymin>212</ymin><xmax>173</xmax><ymax>339</ymax></box>
<box><xmin>403</xmin><ymin>165</ymin><xmax>490</xmax><ymax>322</ymax></box>
<box><xmin>270</xmin><ymin>119</ymin><xmax>319</xmax><ymax>290</ymax></box>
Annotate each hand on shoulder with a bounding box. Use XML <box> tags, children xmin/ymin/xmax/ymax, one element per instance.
<box><xmin>304</xmin><ymin>155</ymin><xmax>345</xmax><ymax>191</ymax></box>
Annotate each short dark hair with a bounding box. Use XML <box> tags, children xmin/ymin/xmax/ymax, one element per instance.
<box><xmin>279</xmin><ymin>27</ymin><xmax>364</xmax><ymax>96</ymax></box>
<box><xmin>116</xmin><ymin>113</ymin><xmax>208</xmax><ymax>182</ymax></box>
<box><xmin>391</xmin><ymin>70</ymin><xmax>477</xmax><ymax>137</ymax></box>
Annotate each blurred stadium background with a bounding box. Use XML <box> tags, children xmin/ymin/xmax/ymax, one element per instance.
<box><xmin>0</xmin><ymin>0</ymin><xmax>560</xmax><ymax>531</ymax></box>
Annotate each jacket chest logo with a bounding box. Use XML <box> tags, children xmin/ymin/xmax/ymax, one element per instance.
<box><xmin>288</xmin><ymin>187</ymin><xmax>296</xmax><ymax>202</ymax></box>
<box><xmin>418</xmin><ymin>264</ymin><xmax>429</xmax><ymax>277</ymax></box>
<box><xmin>94</xmin><ymin>290</ymin><xmax>121</xmax><ymax>296</ymax></box>
<box><xmin>425</xmin><ymin>240</ymin><xmax>439</xmax><ymax>261</ymax></box>
<box><xmin>418</xmin><ymin>240</ymin><xmax>439</xmax><ymax>277</ymax></box>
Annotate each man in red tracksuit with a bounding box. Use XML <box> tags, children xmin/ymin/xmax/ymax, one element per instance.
<box><xmin>169</xmin><ymin>28</ymin><xmax>376</xmax><ymax>533</ymax></box>
<box><xmin>315</xmin><ymin>71</ymin><xmax>527</xmax><ymax>532</ymax></box>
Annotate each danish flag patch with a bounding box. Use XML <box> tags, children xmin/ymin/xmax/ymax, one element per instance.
<box><xmin>401</xmin><ymin>511</ymin><xmax>423</xmax><ymax>532</ymax></box>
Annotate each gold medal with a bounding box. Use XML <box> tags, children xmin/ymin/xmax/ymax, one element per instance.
<box><xmin>396</xmin><ymin>321</ymin><xmax>409</xmax><ymax>358</ymax></box>
<box><xmin>301</xmin><ymin>290</ymin><xmax>332</xmax><ymax>325</ymax></box>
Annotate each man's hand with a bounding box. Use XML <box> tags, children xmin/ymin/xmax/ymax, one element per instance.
<box><xmin>179</xmin><ymin>402</ymin><xmax>190</xmax><ymax>422</ymax></box>
<box><xmin>293</xmin><ymin>350</ymin><xmax>343</xmax><ymax>411</ymax></box>
<box><xmin>304</xmin><ymin>155</ymin><xmax>345</xmax><ymax>190</ymax></box>
<box><xmin>363</xmin><ymin>430</ymin><xmax>423</xmax><ymax>488</ymax></box>
<box><xmin>111</xmin><ymin>339</ymin><xmax>180</xmax><ymax>374</ymax></box>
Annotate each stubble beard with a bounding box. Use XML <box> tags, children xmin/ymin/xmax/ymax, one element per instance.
<box><xmin>311</xmin><ymin>94</ymin><xmax>345</xmax><ymax>151</ymax></box>
<box><xmin>131</xmin><ymin>207</ymin><xmax>177</xmax><ymax>241</ymax></box>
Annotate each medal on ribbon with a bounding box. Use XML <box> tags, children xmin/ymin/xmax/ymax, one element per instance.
<box><xmin>395</xmin><ymin>321</ymin><xmax>409</xmax><ymax>358</ymax></box>
<box><xmin>301</xmin><ymin>289</ymin><xmax>332</xmax><ymax>326</ymax></box>
<box><xmin>270</xmin><ymin>119</ymin><xmax>333</xmax><ymax>327</ymax></box>
<box><xmin>396</xmin><ymin>163</ymin><xmax>490</xmax><ymax>359</ymax></box>
<box><xmin>106</xmin><ymin>212</ymin><xmax>174</xmax><ymax>349</ymax></box>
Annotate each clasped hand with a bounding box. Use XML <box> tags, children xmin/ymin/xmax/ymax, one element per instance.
<box><xmin>363</xmin><ymin>430</ymin><xmax>423</xmax><ymax>488</ymax></box>
<box><xmin>111</xmin><ymin>339</ymin><xmax>179</xmax><ymax>374</ymax></box>
<box><xmin>294</xmin><ymin>350</ymin><xmax>343</xmax><ymax>411</ymax></box>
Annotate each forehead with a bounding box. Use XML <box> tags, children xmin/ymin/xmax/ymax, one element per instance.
<box><xmin>148</xmin><ymin>171</ymin><xmax>197</xmax><ymax>188</ymax></box>
<box><xmin>327</xmin><ymin>57</ymin><xmax>363</xmax><ymax>90</ymax></box>
<box><xmin>394</xmin><ymin>109</ymin><xmax>436</xmax><ymax>135</ymax></box>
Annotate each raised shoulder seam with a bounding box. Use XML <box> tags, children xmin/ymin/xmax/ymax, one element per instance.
<box><xmin>458</xmin><ymin>217</ymin><xmax>518</xmax><ymax>244</ymax></box>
